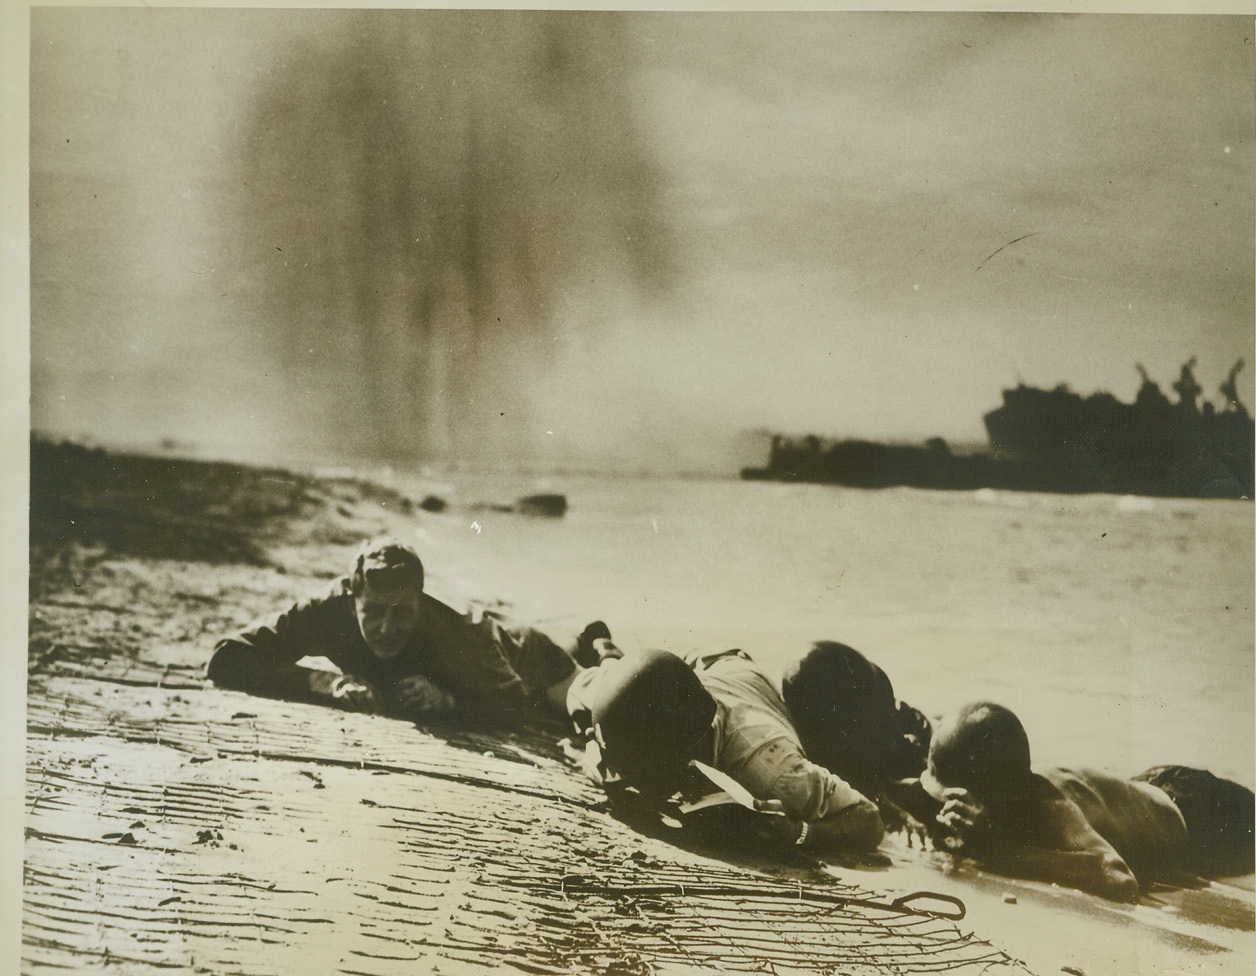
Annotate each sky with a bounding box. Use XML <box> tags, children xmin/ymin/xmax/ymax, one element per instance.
<box><xmin>16</xmin><ymin>4</ymin><xmax>1256</xmax><ymax>473</ymax></box>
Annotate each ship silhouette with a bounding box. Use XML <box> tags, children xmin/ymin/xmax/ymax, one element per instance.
<box><xmin>742</xmin><ymin>360</ymin><xmax>1254</xmax><ymax>499</ymax></box>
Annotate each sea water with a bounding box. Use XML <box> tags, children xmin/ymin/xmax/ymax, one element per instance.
<box><xmin>396</xmin><ymin>472</ymin><xmax>1254</xmax><ymax>788</ymax></box>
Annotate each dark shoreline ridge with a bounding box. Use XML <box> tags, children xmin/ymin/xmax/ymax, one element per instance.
<box><xmin>742</xmin><ymin>360</ymin><xmax>1255</xmax><ymax>499</ymax></box>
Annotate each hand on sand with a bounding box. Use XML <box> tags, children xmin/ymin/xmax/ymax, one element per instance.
<box><xmin>330</xmin><ymin>675</ymin><xmax>383</xmax><ymax>712</ymax></box>
<box><xmin>901</xmin><ymin>813</ymin><xmax>933</xmax><ymax>851</ymax></box>
<box><xmin>877</xmin><ymin>796</ymin><xmax>931</xmax><ymax>850</ymax></box>
<box><xmin>577</xmin><ymin>738</ymin><xmax>607</xmax><ymax>783</ymax></box>
<box><xmin>392</xmin><ymin>675</ymin><xmax>457</xmax><ymax>716</ymax></box>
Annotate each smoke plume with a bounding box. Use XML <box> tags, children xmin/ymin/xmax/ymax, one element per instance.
<box><xmin>230</xmin><ymin>10</ymin><xmax>674</xmax><ymax>469</ymax></box>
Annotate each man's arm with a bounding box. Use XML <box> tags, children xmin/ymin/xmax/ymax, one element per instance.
<box><xmin>207</xmin><ymin>586</ymin><xmax>382</xmax><ymax>712</ymax></box>
<box><xmin>744</xmin><ymin>746</ymin><xmax>886</xmax><ymax>853</ymax></box>
<box><xmin>992</xmin><ymin>843</ymin><xmax>1139</xmax><ymax>903</ymax></box>
<box><xmin>1020</xmin><ymin>792</ymin><xmax>1141</xmax><ymax>902</ymax></box>
<box><xmin>409</xmin><ymin>599</ymin><xmax>532</xmax><ymax>722</ymax></box>
<box><xmin>793</xmin><ymin>796</ymin><xmax>885</xmax><ymax>853</ymax></box>
<box><xmin>938</xmin><ymin>787</ymin><xmax>1139</xmax><ymax>903</ymax></box>
<box><xmin>686</xmin><ymin>793</ymin><xmax>883</xmax><ymax>855</ymax></box>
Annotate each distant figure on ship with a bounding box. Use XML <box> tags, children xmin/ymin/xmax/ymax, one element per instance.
<box><xmin>1220</xmin><ymin>359</ymin><xmax>1249</xmax><ymax>418</ymax></box>
<box><xmin>1134</xmin><ymin>363</ymin><xmax>1172</xmax><ymax>411</ymax></box>
<box><xmin>1172</xmin><ymin>357</ymin><xmax>1203</xmax><ymax>412</ymax></box>
<box><xmin>208</xmin><ymin>536</ymin><xmax>607</xmax><ymax>727</ymax></box>
<box><xmin>902</xmin><ymin>701</ymin><xmax>1254</xmax><ymax>903</ymax></box>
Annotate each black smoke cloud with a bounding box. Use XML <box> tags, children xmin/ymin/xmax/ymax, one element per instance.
<box><xmin>228</xmin><ymin>10</ymin><xmax>674</xmax><ymax>468</ymax></box>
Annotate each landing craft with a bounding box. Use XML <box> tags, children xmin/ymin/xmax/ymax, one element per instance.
<box><xmin>743</xmin><ymin>361</ymin><xmax>1254</xmax><ymax>499</ymax></box>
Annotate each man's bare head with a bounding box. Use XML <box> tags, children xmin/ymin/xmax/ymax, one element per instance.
<box><xmin>349</xmin><ymin>537</ymin><xmax>424</xmax><ymax>596</ymax></box>
<box><xmin>922</xmin><ymin>701</ymin><xmax>1033</xmax><ymax>805</ymax></box>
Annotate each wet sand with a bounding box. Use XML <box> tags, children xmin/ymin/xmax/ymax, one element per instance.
<box><xmin>22</xmin><ymin>439</ymin><xmax>1253</xmax><ymax>975</ymax></box>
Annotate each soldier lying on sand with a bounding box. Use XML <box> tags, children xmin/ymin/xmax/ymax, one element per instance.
<box><xmin>208</xmin><ymin>536</ymin><xmax>607</xmax><ymax>726</ymax></box>
<box><xmin>565</xmin><ymin>643</ymin><xmax>885</xmax><ymax>855</ymax></box>
<box><xmin>904</xmin><ymin>701</ymin><xmax>1255</xmax><ymax>902</ymax></box>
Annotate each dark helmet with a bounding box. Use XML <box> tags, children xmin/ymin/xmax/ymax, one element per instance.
<box><xmin>922</xmin><ymin>701</ymin><xmax>1032</xmax><ymax>802</ymax></box>
<box><xmin>781</xmin><ymin>641</ymin><xmax>915</xmax><ymax>782</ymax></box>
<box><xmin>581</xmin><ymin>649</ymin><xmax>716</xmax><ymax>798</ymax></box>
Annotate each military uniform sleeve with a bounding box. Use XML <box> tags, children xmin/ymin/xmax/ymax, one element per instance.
<box><xmin>741</xmin><ymin>739</ymin><xmax>871</xmax><ymax>823</ymax></box>
<box><xmin>415</xmin><ymin>597</ymin><xmax>532</xmax><ymax>721</ymax></box>
<box><xmin>721</xmin><ymin>738</ymin><xmax>883</xmax><ymax>852</ymax></box>
<box><xmin>207</xmin><ymin>583</ymin><xmax>359</xmax><ymax>702</ymax></box>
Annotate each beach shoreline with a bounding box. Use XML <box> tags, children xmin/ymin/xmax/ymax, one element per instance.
<box><xmin>21</xmin><ymin>438</ymin><xmax>1254</xmax><ymax>975</ymax></box>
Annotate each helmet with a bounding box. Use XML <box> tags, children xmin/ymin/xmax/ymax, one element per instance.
<box><xmin>781</xmin><ymin>641</ymin><xmax>912</xmax><ymax>782</ymax></box>
<box><xmin>582</xmin><ymin>649</ymin><xmax>716</xmax><ymax>798</ymax></box>
<box><xmin>921</xmin><ymin>701</ymin><xmax>1032</xmax><ymax>802</ymax></box>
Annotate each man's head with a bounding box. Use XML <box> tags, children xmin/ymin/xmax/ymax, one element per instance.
<box><xmin>349</xmin><ymin>537</ymin><xmax>425</xmax><ymax>660</ymax></box>
<box><xmin>921</xmin><ymin>701</ymin><xmax>1033</xmax><ymax>805</ymax></box>
<box><xmin>780</xmin><ymin>641</ymin><xmax>905</xmax><ymax>782</ymax></box>
<box><xmin>579</xmin><ymin>649</ymin><xmax>717</xmax><ymax>799</ymax></box>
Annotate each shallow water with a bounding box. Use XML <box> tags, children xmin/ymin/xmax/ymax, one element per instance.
<box><xmin>393</xmin><ymin>473</ymin><xmax>1254</xmax><ymax>788</ymax></box>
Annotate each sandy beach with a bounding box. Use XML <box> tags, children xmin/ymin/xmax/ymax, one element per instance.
<box><xmin>20</xmin><ymin>439</ymin><xmax>1254</xmax><ymax>975</ymax></box>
